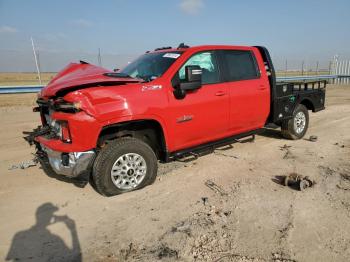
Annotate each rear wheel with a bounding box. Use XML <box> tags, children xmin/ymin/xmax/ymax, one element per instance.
<box><xmin>92</xmin><ymin>137</ymin><xmax>158</xmax><ymax>196</ymax></box>
<box><xmin>281</xmin><ymin>104</ymin><xmax>309</xmax><ymax>140</ymax></box>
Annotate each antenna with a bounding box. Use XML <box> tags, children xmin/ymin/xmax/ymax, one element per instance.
<box><xmin>31</xmin><ymin>37</ymin><xmax>42</xmax><ymax>85</ymax></box>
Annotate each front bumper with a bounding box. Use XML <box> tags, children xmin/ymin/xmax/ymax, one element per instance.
<box><xmin>41</xmin><ymin>145</ymin><xmax>95</xmax><ymax>178</ymax></box>
<box><xmin>24</xmin><ymin>125</ymin><xmax>96</xmax><ymax>178</ymax></box>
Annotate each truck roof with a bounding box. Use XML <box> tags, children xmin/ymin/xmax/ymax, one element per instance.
<box><xmin>150</xmin><ymin>44</ymin><xmax>255</xmax><ymax>54</ymax></box>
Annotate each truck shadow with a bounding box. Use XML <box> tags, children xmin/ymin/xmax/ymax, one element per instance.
<box><xmin>258</xmin><ymin>128</ymin><xmax>284</xmax><ymax>140</ymax></box>
<box><xmin>38</xmin><ymin>159</ymin><xmax>88</xmax><ymax>188</ymax></box>
<box><xmin>6</xmin><ymin>202</ymin><xmax>82</xmax><ymax>261</ymax></box>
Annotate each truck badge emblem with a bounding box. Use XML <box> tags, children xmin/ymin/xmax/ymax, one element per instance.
<box><xmin>176</xmin><ymin>115</ymin><xmax>193</xmax><ymax>123</ymax></box>
<box><xmin>141</xmin><ymin>85</ymin><xmax>162</xmax><ymax>91</ymax></box>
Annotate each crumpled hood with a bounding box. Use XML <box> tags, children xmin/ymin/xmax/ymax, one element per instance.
<box><xmin>40</xmin><ymin>62</ymin><xmax>140</xmax><ymax>97</ymax></box>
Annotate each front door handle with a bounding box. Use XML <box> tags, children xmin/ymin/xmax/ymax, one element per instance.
<box><xmin>215</xmin><ymin>91</ymin><xmax>226</xmax><ymax>96</ymax></box>
<box><xmin>258</xmin><ymin>85</ymin><xmax>267</xmax><ymax>90</ymax></box>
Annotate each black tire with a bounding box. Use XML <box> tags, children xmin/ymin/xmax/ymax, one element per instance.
<box><xmin>281</xmin><ymin>104</ymin><xmax>309</xmax><ymax>140</ymax></box>
<box><xmin>92</xmin><ymin>137</ymin><xmax>158</xmax><ymax>196</ymax></box>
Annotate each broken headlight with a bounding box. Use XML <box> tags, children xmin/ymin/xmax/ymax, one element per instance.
<box><xmin>51</xmin><ymin>120</ymin><xmax>71</xmax><ymax>143</ymax></box>
<box><xmin>53</xmin><ymin>98</ymin><xmax>81</xmax><ymax>113</ymax></box>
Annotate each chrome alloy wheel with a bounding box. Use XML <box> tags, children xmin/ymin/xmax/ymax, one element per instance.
<box><xmin>294</xmin><ymin>111</ymin><xmax>306</xmax><ymax>134</ymax></box>
<box><xmin>110</xmin><ymin>153</ymin><xmax>147</xmax><ymax>190</ymax></box>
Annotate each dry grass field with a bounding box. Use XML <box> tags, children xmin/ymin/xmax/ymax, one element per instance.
<box><xmin>0</xmin><ymin>72</ymin><xmax>56</xmax><ymax>86</ymax></box>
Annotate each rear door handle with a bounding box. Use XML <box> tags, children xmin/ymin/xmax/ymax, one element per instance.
<box><xmin>215</xmin><ymin>91</ymin><xmax>226</xmax><ymax>96</ymax></box>
<box><xmin>258</xmin><ymin>85</ymin><xmax>267</xmax><ymax>90</ymax></box>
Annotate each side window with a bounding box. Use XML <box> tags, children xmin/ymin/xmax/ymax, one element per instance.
<box><xmin>222</xmin><ymin>51</ymin><xmax>259</xmax><ymax>81</ymax></box>
<box><xmin>179</xmin><ymin>51</ymin><xmax>220</xmax><ymax>84</ymax></box>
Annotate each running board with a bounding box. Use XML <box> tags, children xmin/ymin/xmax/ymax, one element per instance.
<box><xmin>175</xmin><ymin>152</ymin><xmax>200</xmax><ymax>163</ymax></box>
<box><xmin>233</xmin><ymin>134</ymin><xmax>255</xmax><ymax>143</ymax></box>
<box><xmin>166</xmin><ymin>129</ymin><xmax>261</xmax><ymax>162</ymax></box>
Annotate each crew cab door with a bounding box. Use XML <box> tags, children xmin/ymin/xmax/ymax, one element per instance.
<box><xmin>167</xmin><ymin>51</ymin><xmax>229</xmax><ymax>151</ymax></box>
<box><xmin>219</xmin><ymin>49</ymin><xmax>270</xmax><ymax>134</ymax></box>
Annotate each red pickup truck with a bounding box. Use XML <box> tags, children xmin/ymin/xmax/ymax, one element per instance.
<box><xmin>25</xmin><ymin>44</ymin><xmax>326</xmax><ymax>196</ymax></box>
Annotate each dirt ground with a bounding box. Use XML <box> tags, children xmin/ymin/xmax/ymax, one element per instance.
<box><xmin>0</xmin><ymin>85</ymin><xmax>349</xmax><ymax>262</ymax></box>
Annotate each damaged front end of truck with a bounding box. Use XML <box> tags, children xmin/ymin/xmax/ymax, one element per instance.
<box><xmin>23</xmin><ymin>98</ymin><xmax>96</xmax><ymax>186</ymax></box>
<box><xmin>23</xmin><ymin>61</ymin><xmax>141</xmax><ymax>185</ymax></box>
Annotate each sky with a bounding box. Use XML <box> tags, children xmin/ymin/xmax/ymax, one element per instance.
<box><xmin>0</xmin><ymin>0</ymin><xmax>349</xmax><ymax>72</ymax></box>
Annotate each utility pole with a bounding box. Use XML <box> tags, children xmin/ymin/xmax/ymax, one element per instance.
<box><xmin>301</xmin><ymin>61</ymin><xmax>304</xmax><ymax>76</ymax></box>
<box><xmin>98</xmin><ymin>48</ymin><xmax>102</xmax><ymax>67</ymax></box>
<box><xmin>31</xmin><ymin>37</ymin><xmax>42</xmax><ymax>85</ymax></box>
<box><xmin>316</xmin><ymin>61</ymin><xmax>319</xmax><ymax>75</ymax></box>
<box><xmin>37</xmin><ymin>50</ymin><xmax>41</xmax><ymax>74</ymax></box>
<box><xmin>285</xmin><ymin>59</ymin><xmax>288</xmax><ymax>77</ymax></box>
<box><xmin>333</xmin><ymin>55</ymin><xmax>339</xmax><ymax>84</ymax></box>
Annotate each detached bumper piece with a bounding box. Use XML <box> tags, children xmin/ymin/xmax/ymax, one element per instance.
<box><xmin>41</xmin><ymin>145</ymin><xmax>95</xmax><ymax>178</ymax></box>
<box><xmin>284</xmin><ymin>173</ymin><xmax>315</xmax><ymax>191</ymax></box>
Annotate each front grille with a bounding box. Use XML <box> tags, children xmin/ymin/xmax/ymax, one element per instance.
<box><xmin>44</xmin><ymin>112</ymin><xmax>53</xmax><ymax>126</ymax></box>
<box><xmin>36</xmin><ymin>98</ymin><xmax>51</xmax><ymax>126</ymax></box>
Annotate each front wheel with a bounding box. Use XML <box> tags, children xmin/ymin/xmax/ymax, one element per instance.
<box><xmin>281</xmin><ymin>104</ymin><xmax>309</xmax><ymax>140</ymax></box>
<box><xmin>92</xmin><ymin>137</ymin><xmax>158</xmax><ymax>196</ymax></box>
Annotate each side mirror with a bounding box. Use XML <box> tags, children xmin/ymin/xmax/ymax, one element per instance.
<box><xmin>113</xmin><ymin>68</ymin><xmax>120</xmax><ymax>72</ymax></box>
<box><xmin>171</xmin><ymin>65</ymin><xmax>202</xmax><ymax>100</ymax></box>
<box><xmin>181</xmin><ymin>65</ymin><xmax>202</xmax><ymax>91</ymax></box>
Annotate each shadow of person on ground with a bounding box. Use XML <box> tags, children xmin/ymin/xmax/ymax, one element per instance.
<box><xmin>6</xmin><ymin>202</ymin><xmax>81</xmax><ymax>262</ymax></box>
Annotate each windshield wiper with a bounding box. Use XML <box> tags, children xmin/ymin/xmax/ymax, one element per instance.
<box><xmin>104</xmin><ymin>72</ymin><xmax>149</xmax><ymax>82</ymax></box>
<box><xmin>104</xmin><ymin>72</ymin><xmax>134</xmax><ymax>78</ymax></box>
<box><xmin>104</xmin><ymin>72</ymin><xmax>157</xmax><ymax>83</ymax></box>
<box><xmin>136</xmin><ymin>75</ymin><xmax>158</xmax><ymax>82</ymax></box>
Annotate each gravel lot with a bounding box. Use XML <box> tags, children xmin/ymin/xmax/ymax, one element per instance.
<box><xmin>0</xmin><ymin>85</ymin><xmax>349</xmax><ymax>262</ymax></box>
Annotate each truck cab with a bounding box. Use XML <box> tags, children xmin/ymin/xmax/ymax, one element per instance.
<box><xmin>25</xmin><ymin>44</ymin><xmax>325</xmax><ymax>196</ymax></box>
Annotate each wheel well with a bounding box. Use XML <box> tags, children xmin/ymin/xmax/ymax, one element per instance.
<box><xmin>97</xmin><ymin>120</ymin><xmax>167</xmax><ymax>161</ymax></box>
<box><xmin>300</xmin><ymin>99</ymin><xmax>315</xmax><ymax>112</ymax></box>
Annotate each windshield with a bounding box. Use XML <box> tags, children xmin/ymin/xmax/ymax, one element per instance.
<box><xmin>119</xmin><ymin>51</ymin><xmax>183</xmax><ymax>82</ymax></box>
